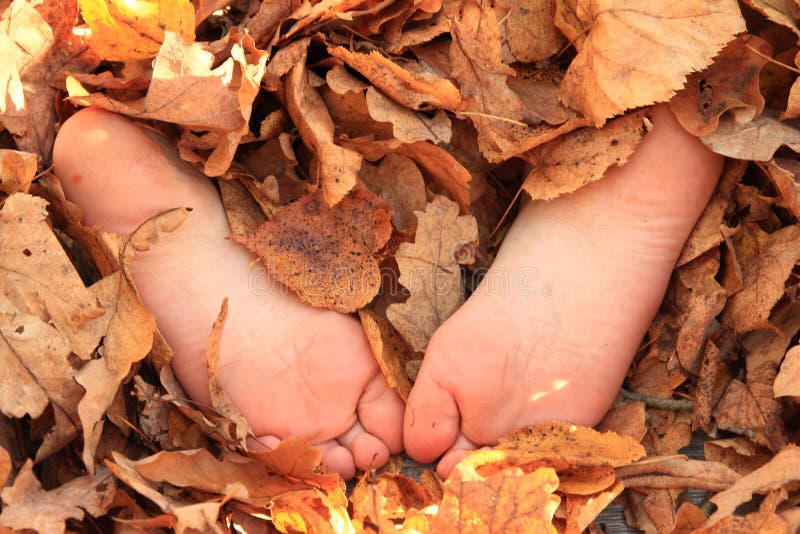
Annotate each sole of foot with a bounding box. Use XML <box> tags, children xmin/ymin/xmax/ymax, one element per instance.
<box><xmin>403</xmin><ymin>105</ymin><xmax>724</xmax><ymax>477</ymax></box>
<box><xmin>53</xmin><ymin>107</ymin><xmax>405</xmax><ymax>480</ymax></box>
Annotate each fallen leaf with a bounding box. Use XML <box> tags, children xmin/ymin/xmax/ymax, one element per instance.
<box><xmin>498</xmin><ymin>0</ymin><xmax>564</xmax><ymax>63</ymax></box>
<box><xmin>521</xmin><ymin>109</ymin><xmax>647</xmax><ymax>201</ymax></box>
<box><xmin>670</xmin><ymin>502</ymin><xmax>708</xmax><ymax>534</ymax></box>
<box><xmin>0</xmin><ymin>446</ymin><xmax>9</xmax><ymax>486</ymax></box>
<box><xmin>234</xmin><ymin>188</ymin><xmax>392</xmax><ymax>313</ymax></box>
<box><xmin>329</xmin><ymin>46</ymin><xmax>462</xmax><ymax>111</ymax></box>
<box><xmin>358</xmin><ymin>153</ymin><xmax>427</xmax><ymax>233</ymax></box>
<box><xmin>742</xmin><ymin>0</ymin><xmax>800</xmax><ymax>37</ymax></box>
<box><xmin>285</xmin><ymin>61</ymin><xmax>362</xmax><ymax>205</ymax></box>
<box><xmin>721</xmin><ymin>222</ymin><xmax>800</xmax><ymax>333</ymax></box>
<box><xmin>615</xmin><ymin>456</ymin><xmax>740</xmax><ymax>491</ymax></box>
<box><xmin>774</xmin><ymin>345</ymin><xmax>800</xmax><ymax>397</ymax></box>
<box><xmin>713</xmin><ymin>363</ymin><xmax>786</xmax><ymax>451</ymax></box>
<box><xmin>0</xmin><ymin>461</ymin><xmax>114</xmax><ymax>534</ymax></box>
<box><xmin>79</xmin><ymin>0</ymin><xmax>195</xmax><ymax>60</ymax></box>
<box><xmin>564</xmin><ymin>479</ymin><xmax>624</xmax><ymax>534</ymax></box>
<box><xmin>0</xmin><ymin>149</ymin><xmax>37</xmax><ymax>195</ymax></box>
<box><xmin>559</xmin><ymin>0</ymin><xmax>745</xmax><ymax>126</ymax></box>
<box><xmin>351</xmin><ymin>471</ymin><xmax>436</xmax><ymax>529</ymax></box>
<box><xmin>704</xmin><ymin>437</ymin><xmax>772</xmax><ymax>475</ymax></box>
<box><xmin>596</xmin><ymin>401</ymin><xmax>647</xmax><ymax>441</ymax></box>
<box><xmin>692</xmin><ymin>341</ymin><xmax>730</xmax><ymax>433</ymax></box>
<box><xmin>709</xmin><ymin>445</ymin><xmax>800</xmax><ymax>524</ymax></box>
<box><xmin>701</xmin><ymin>113</ymin><xmax>800</xmax><ymax>161</ymax></box>
<box><xmin>359</xmin><ymin>309</ymin><xmax>415</xmax><ymax>401</ymax></box>
<box><xmin>365</xmin><ymin>86</ymin><xmax>452</xmax><ymax>144</ymax></box>
<box><xmin>669</xmin><ymin>34</ymin><xmax>771</xmax><ymax>136</ymax></box>
<box><xmin>387</xmin><ymin>196</ymin><xmax>478</xmax><ymax>351</ymax></box>
<box><xmin>206</xmin><ymin>298</ymin><xmax>251</xmax><ymax>449</ymax></box>
<box><xmin>430</xmin><ymin>463</ymin><xmax>560</xmax><ymax>534</ymax></box>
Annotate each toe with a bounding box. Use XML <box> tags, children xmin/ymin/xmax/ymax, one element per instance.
<box><xmin>336</xmin><ymin>421</ymin><xmax>390</xmax><ymax>471</ymax></box>
<box><xmin>356</xmin><ymin>372</ymin><xmax>405</xmax><ymax>454</ymax></box>
<box><xmin>436</xmin><ymin>433</ymin><xmax>478</xmax><ymax>479</ymax></box>
<box><xmin>403</xmin><ymin>350</ymin><xmax>460</xmax><ymax>463</ymax></box>
<box><xmin>316</xmin><ymin>440</ymin><xmax>357</xmax><ymax>480</ymax></box>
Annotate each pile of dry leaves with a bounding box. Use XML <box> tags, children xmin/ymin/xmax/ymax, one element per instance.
<box><xmin>2</xmin><ymin>0</ymin><xmax>800</xmax><ymax>531</ymax></box>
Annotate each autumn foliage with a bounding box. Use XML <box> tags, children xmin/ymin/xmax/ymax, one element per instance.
<box><xmin>3</xmin><ymin>0</ymin><xmax>800</xmax><ymax>532</ymax></box>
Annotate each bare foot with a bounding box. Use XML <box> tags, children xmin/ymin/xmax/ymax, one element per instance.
<box><xmin>53</xmin><ymin>108</ymin><xmax>404</xmax><ymax>480</ymax></box>
<box><xmin>403</xmin><ymin>105</ymin><xmax>724</xmax><ymax>477</ymax></box>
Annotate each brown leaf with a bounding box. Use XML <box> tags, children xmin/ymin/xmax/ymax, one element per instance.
<box><xmin>0</xmin><ymin>149</ymin><xmax>37</xmax><ymax>195</ymax></box>
<box><xmin>721</xmin><ymin>222</ymin><xmax>800</xmax><ymax>333</ymax></box>
<box><xmin>0</xmin><ymin>446</ymin><xmax>9</xmax><ymax>487</ymax></box>
<box><xmin>709</xmin><ymin>445</ymin><xmax>800</xmax><ymax>524</ymax></box>
<box><xmin>742</xmin><ymin>0</ymin><xmax>800</xmax><ymax>37</ymax></box>
<box><xmin>0</xmin><ymin>461</ymin><xmax>114</xmax><ymax>533</ymax></box>
<box><xmin>359</xmin><ymin>309</ymin><xmax>415</xmax><ymax>401</ymax></box>
<box><xmin>430</xmin><ymin>463</ymin><xmax>560</xmax><ymax>534</ymax></box>
<box><xmin>218</xmin><ymin>178</ymin><xmax>269</xmax><ymax>236</ymax></box>
<box><xmin>713</xmin><ymin>364</ymin><xmax>786</xmax><ymax>451</ymax></box>
<box><xmin>359</xmin><ymin>153</ymin><xmax>427</xmax><ymax>233</ymax></box>
<box><xmin>386</xmin><ymin>196</ymin><xmax>478</xmax><ymax>351</ymax></box>
<box><xmin>701</xmin><ymin>114</ymin><xmax>800</xmax><ymax>161</ymax></box>
<box><xmin>559</xmin><ymin>0</ymin><xmax>745</xmax><ymax>126</ymax></box>
<box><xmin>351</xmin><ymin>471</ymin><xmax>436</xmax><ymax>530</ymax></box>
<box><xmin>564</xmin><ymin>479</ymin><xmax>624</xmax><ymax>534</ymax></box>
<box><xmin>597</xmin><ymin>401</ymin><xmax>647</xmax><ymax>442</ymax></box>
<box><xmin>206</xmin><ymin>298</ymin><xmax>251</xmax><ymax>449</ymax></box>
<box><xmin>704</xmin><ymin>438</ymin><xmax>772</xmax><ymax>475</ymax></box>
<box><xmin>234</xmin><ymin>188</ymin><xmax>392</xmax><ymax>313</ymax></box>
<box><xmin>329</xmin><ymin>46</ymin><xmax>462</xmax><ymax>111</ymax></box>
<box><xmin>615</xmin><ymin>456</ymin><xmax>740</xmax><ymax>491</ymax></box>
<box><xmin>497</xmin><ymin>0</ymin><xmax>565</xmax><ymax>63</ymax></box>
<box><xmin>365</xmin><ymin>87</ymin><xmax>452</xmax><ymax>144</ymax></box>
<box><xmin>521</xmin><ymin>109</ymin><xmax>647</xmax><ymax>201</ymax></box>
<box><xmin>79</xmin><ymin>0</ymin><xmax>195</xmax><ymax>61</ymax></box>
<box><xmin>285</xmin><ymin>61</ymin><xmax>362</xmax><ymax>205</ymax></box>
<box><xmin>670</xmin><ymin>34</ymin><xmax>771</xmax><ymax>137</ymax></box>
<box><xmin>774</xmin><ymin>345</ymin><xmax>800</xmax><ymax>397</ymax></box>
<box><xmin>693</xmin><ymin>341</ymin><xmax>730</xmax><ymax>433</ymax></box>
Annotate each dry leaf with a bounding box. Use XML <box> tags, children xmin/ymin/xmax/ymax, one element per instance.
<box><xmin>774</xmin><ymin>345</ymin><xmax>800</xmax><ymax>397</ymax></box>
<box><xmin>559</xmin><ymin>0</ymin><xmax>745</xmax><ymax>126</ymax></box>
<box><xmin>359</xmin><ymin>309</ymin><xmax>415</xmax><ymax>401</ymax></box>
<box><xmin>351</xmin><ymin>471</ymin><xmax>436</xmax><ymax>529</ymax></box>
<box><xmin>0</xmin><ymin>461</ymin><xmax>114</xmax><ymax>533</ymax></box>
<box><xmin>234</xmin><ymin>188</ymin><xmax>392</xmax><ymax>313</ymax></box>
<box><xmin>596</xmin><ymin>401</ymin><xmax>647</xmax><ymax>442</ymax></box>
<box><xmin>0</xmin><ymin>149</ymin><xmax>37</xmax><ymax>195</ymax></box>
<box><xmin>721</xmin><ymin>222</ymin><xmax>800</xmax><ymax>333</ymax></box>
<box><xmin>285</xmin><ymin>61</ymin><xmax>362</xmax><ymax>205</ymax></box>
<box><xmin>564</xmin><ymin>479</ymin><xmax>624</xmax><ymax>534</ymax></box>
<box><xmin>669</xmin><ymin>34</ymin><xmax>771</xmax><ymax>137</ymax></box>
<box><xmin>0</xmin><ymin>446</ymin><xmax>9</xmax><ymax>487</ymax></box>
<box><xmin>701</xmin><ymin>114</ymin><xmax>800</xmax><ymax>161</ymax></box>
<box><xmin>498</xmin><ymin>0</ymin><xmax>565</xmax><ymax>63</ymax></box>
<box><xmin>704</xmin><ymin>437</ymin><xmax>772</xmax><ymax>475</ymax></box>
<box><xmin>742</xmin><ymin>0</ymin><xmax>800</xmax><ymax>36</ymax></box>
<box><xmin>521</xmin><ymin>109</ymin><xmax>647</xmax><ymax>201</ymax></box>
<box><xmin>387</xmin><ymin>196</ymin><xmax>478</xmax><ymax>351</ymax></box>
<box><xmin>430</xmin><ymin>463</ymin><xmax>560</xmax><ymax>533</ymax></box>
<box><xmin>709</xmin><ymin>445</ymin><xmax>800</xmax><ymax>524</ymax></box>
<box><xmin>79</xmin><ymin>0</ymin><xmax>195</xmax><ymax>60</ymax></box>
<box><xmin>616</xmin><ymin>456</ymin><xmax>740</xmax><ymax>491</ymax></box>
<box><xmin>358</xmin><ymin>153</ymin><xmax>427</xmax><ymax>233</ymax></box>
<box><xmin>365</xmin><ymin>86</ymin><xmax>452</xmax><ymax>144</ymax></box>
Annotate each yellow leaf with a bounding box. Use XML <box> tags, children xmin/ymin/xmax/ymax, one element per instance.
<box><xmin>79</xmin><ymin>0</ymin><xmax>195</xmax><ymax>61</ymax></box>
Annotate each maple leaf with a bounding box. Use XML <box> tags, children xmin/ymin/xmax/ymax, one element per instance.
<box><xmin>79</xmin><ymin>0</ymin><xmax>195</xmax><ymax>61</ymax></box>
<box><xmin>234</xmin><ymin>188</ymin><xmax>392</xmax><ymax>313</ymax></box>
<box><xmin>430</xmin><ymin>463</ymin><xmax>560</xmax><ymax>533</ymax></box>
<box><xmin>387</xmin><ymin>196</ymin><xmax>478</xmax><ymax>352</ymax></box>
<box><xmin>559</xmin><ymin>0</ymin><xmax>745</xmax><ymax>126</ymax></box>
<box><xmin>521</xmin><ymin>109</ymin><xmax>647</xmax><ymax>201</ymax></box>
<box><xmin>0</xmin><ymin>461</ymin><xmax>114</xmax><ymax>533</ymax></box>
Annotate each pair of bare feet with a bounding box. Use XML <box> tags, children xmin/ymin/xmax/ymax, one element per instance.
<box><xmin>52</xmin><ymin>105</ymin><xmax>723</xmax><ymax>480</ymax></box>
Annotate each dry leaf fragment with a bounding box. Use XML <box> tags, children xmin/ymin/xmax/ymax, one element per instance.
<box><xmin>521</xmin><ymin>109</ymin><xmax>647</xmax><ymax>201</ymax></box>
<box><xmin>358</xmin><ymin>153</ymin><xmax>427</xmax><ymax>233</ymax></box>
<box><xmin>497</xmin><ymin>0</ymin><xmax>565</xmax><ymax>63</ymax></box>
<box><xmin>742</xmin><ymin>0</ymin><xmax>800</xmax><ymax>37</ymax></box>
<box><xmin>329</xmin><ymin>47</ymin><xmax>462</xmax><ymax>111</ymax></box>
<box><xmin>351</xmin><ymin>471</ymin><xmax>436</xmax><ymax>529</ymax></box>
<box><xmin>709</xmin><ymin>445</ymin><xmax>800</xmax><ymax>524</ymax></box>
<box><xmin>670</xmin><ymin>34</ymin><xmax>771</xmax><ymax>137</ymax></box>
<box><xmin>206</xmin><ymin>298</ymin><xmax>251</xmax><ymax>449</ymax></box>
<box><xmin>430</xmin><ymin>463</ymin><xmax>560</xmax><ymax>534</ymax></box>
<box><xmin>386</xmin><ymin>196</ymin><xmax>478</xmax><ymax>351</ymax></box>
<box><xmin>615</xmin><ymin>456</ymin><xmax>740</xmax><ymax>491</ymax></box>
<box><xmin>365</xmin><ymin>86</ymin><xmax>452</xmax><ymax>144</ymax></box>
<box><xmin>234</xmin><ymin>188</ymin><xmax>392</xmax><ymax>313</ymax></box>
<box><xmin>0</xmin><ymin>149</ymin><xmax>37</xmax><ymax>195</ymax></box>
<box><xmin>0</xmin><ymin>446</ymin><xmax>9</xmax><ymax>487</ymax></box>
<box><xmin>0</xmin><ymin>461</ymin><xmax>114</xmax><ymax>534</ymax></box>
<box><xmin>285</xmin><ymin>61</ymin><xmax>362</xmax><ymax>205</ymax></box>
<box><xmin>704</xmin><ymin>437</ymin><xmax>772</xmax><ymax>475</ymax></box>
<box><xmin>359</xmin><ymin>309</ymin><xmax>415</xmax><ymax>401</ymax></box>
<box><xmin>79</xmin><ymin>0</ymin><xmax>195</xmax><ymax>61</ymax></box>
<box><xmin>596</xmin><ymin>401</ymin><xmax>647</xmax><ymax>442</ymax></box>
<box><xmin>701</xmin><ymin>114</ymin><xmax>800</xmax><ymax>161</ymax></box>
<box><xmin>774</xmin><ymin>345</ymin><xmax>800</xmax><ymax>397</ymax></box>
<box><xmin>559</xmin><ymin>0</ymin><xmax>745</xmax><ymax>126</ymax></box>
<box><xmin>564</xmin><ymin>479</ymin><xmax>624</xmax><ymax>534</ymax></box>
<box><xmin>721</xmin><ymin>222</ymin><xmax>800</xmax><ymax>333</ymax></box>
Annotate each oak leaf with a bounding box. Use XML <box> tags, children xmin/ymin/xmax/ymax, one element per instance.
<box><xmin>521</xmin><ymin>109</ymin><xmax>647</xmax><ymax>201</ymax></box>
<box><xmin>234</xmin><ymin>188</ymin><xmax>392</xmax><ymax>313</ymax></box>
<box><xmin>387</xmin><ymin>196</ymin><xmax>478</xmax><ymax>351</ymax></box>
<box><xmin>0</xmin><ymin>461</ymin><xmax>114</xmax><ymax>534</ymax></box>
<box><xmin>670</xmin><ymin>34</ymin><xmax>771</xmax><ymax>137</ymax></box>
<box><xmin>774</xmin><ymin>345</ymin><xmax>800</xmax><ymax>397</ymax></box>
<box><xmin>79</xmin><ymin>0</ymin><xmax>195</xmax><ymax>61</ymax></box>
<box><xmin>559</xmin><ymin>0</ymin><xmax>745</xmax><ymax>126</ymax></box>
<box><xmin>709</xmin><ymin>445</ymin><xmax>800</xmax><ymax>524</ymax></box>
<box><xmin>430</xmin><ymin>463</ymin><xmax>560</xmax><ymax>534</ymax></box>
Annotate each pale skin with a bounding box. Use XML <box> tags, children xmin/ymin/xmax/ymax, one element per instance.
<box><xmin>53</xmin><ymin>104</ymin><xmax>723</xmax><ymax>480</ymax></box>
